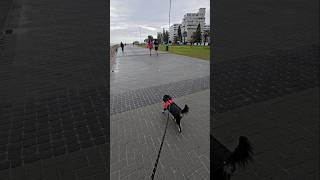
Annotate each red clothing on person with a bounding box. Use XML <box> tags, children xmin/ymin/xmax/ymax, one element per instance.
<box><xmin>163</xmin><ymin>99</ymin><xmax>174</xmax><ymax>110</ymax></box>
<box><xmin>147</xmin><ymin>41</ymin><xmax>153</xmax><ymax>49</ymax></box>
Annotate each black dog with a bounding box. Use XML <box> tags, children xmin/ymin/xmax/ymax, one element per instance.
<box><xmin>162</xmin><ymin>95</ymin><xmax>189</xmax><ymax>132</ymax></box>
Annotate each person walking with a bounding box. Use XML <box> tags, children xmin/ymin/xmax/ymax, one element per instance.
<box><xmin>147</xmin><ymin>39</ymin><xmax>153</xmax><ymax>56</ymax></box>
<box><xmin>154</xmin><ymin>39</ymin><xmax>159</xmax><ymax>56</ymax></box>
<box><xmin>120</xmin><ymin>42</ymin><xmax>124</xmax><ymax>53</ymax></box>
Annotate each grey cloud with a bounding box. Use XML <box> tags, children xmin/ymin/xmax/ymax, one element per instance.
<box><xmin>110</xmin><ymin>0</ymin><xmax>210</xmax><ymax>43</ymax></box>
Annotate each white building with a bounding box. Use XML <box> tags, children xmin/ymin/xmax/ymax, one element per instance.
<box><xmin>204</xmin><ymin>25</ymin><xmax>210</xmax><ymax>32</ymax></box>
<box><xmin>181</xmin><ymin>8</ymin><xmax>207</xmax><ymax>42</ymax></box>
<box><xmin>169</xmin><ymin>24</ymin><xmax>181</xmax><ymax>43</ymax></box>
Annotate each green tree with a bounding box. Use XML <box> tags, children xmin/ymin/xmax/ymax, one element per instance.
<box><xmin>177</xmin><ymin>25</ymin><xmax>182</xmax><ymax>43</ymax></box>
<box><xmin>162</xmin><ymin>29</ymin><xmax>169</xmax><ymax>44</ymax></box>
<box><xmin>183</xmin><ymin>31</ymin><xmax>187</xmax><ymax>44</ymax></box>
<box><xmin>174</xmin><ymin>36</ymin><xmax>179</xmax><ymax>44</ymax></box>
<box><xmin>193</xmin><ymin>23</ymin><xmax>202</xmax><ymax>45</ymax></box>
<box><xmin>157</xmin><ymin>32</ymin><xmax>163</xmax><ymax>44</ymax></box>
<box><xmin>203</xmin><ymin>30</ymin><xmax>209</xmax><ymax>45</ymax></box>
<box><xmin>162</xmin><ymin>28</ymin><xmax>166</xmax><ymax>43</ymax></box>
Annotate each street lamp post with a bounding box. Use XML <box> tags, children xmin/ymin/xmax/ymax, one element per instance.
<box><xmin>139</xmin><ymin>27</ymin><xmax>141</xmax><ymax>44</ymax></box>
<box><xmin>166</xmin><ymin>0</ymin><xmax>171</xmax><ymax>51</ymax></box>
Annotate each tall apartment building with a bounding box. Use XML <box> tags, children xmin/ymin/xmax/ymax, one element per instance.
<box><xmin>169</xmin><ymin>24</ymin><xmax>181</xmax><ymax>43</ymax></box>
<box><xmin>181</xmin><ymin>8</ymin><xmax>206</xmax><ymax>42</ymax></box>
<box><xmin>204</xmin><ymin>25</ymin><xmax>210</xmax><ymax>32</ymax></box>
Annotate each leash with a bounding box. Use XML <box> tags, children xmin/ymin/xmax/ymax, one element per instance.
<box><xmin>150</xmin><ymin>107</ymin><xmax>170</xmax><ymax>180</ymax></box>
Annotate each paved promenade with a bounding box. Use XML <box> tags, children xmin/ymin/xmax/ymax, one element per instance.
<box><xmin>0</xmin><ymin>0</ymin><xmax>12</xmax><ymax>33</ymax></box>
<box><xmin>110</xmin><ymin>46</ymin><xmax>210</xmax><ymax>179</ymax></box>
<box><xmin>213</xmin><ymin>88</ymin><xmax>319</xmax><ymax>179</ymax></box>
<box><xmin>0</xmin><ymin>0</ymin><xmax>108</xmax><ymax>179</ymax></box>
<box><xmin>111</xmin><ymin>46</ymin><xmax>209</xmax><ymax>94</ymax></box>
<box><xmin>212</xmin><ymin>0</ymin><xmax>319</xmax><ymax>178</ymax></box>
<box><xmin>211</xmin><ymin>44</ymin><xmax>318</xmax><ymax>179</ymax></box>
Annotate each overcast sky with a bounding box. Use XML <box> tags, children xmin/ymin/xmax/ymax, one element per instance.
<box><xmin>110</xmin><ymin>0</ymin><xmax>210</xmax><ymax>44</ymax></box>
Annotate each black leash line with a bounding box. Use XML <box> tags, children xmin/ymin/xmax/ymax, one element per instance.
<box><xmin>151</xmin><ymin>108</ymin><xmax>170</xmax><ymax>180</ymax></box>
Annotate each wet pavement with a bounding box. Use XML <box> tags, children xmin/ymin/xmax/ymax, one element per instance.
<box><xmin>213</xmin><ymin>87</ymin><xmax>319</xmax><ymax>179</ymax></box>
<box><xmin>212</xmin><ymin>0</ymin><xmax>319</xmax><ymax>177</ymax></box>
<box><xmin>111</xmin><ymin>46</ymin><xmax>209</xmax><ymax>94</ymax></box>
<box><xmin>0</xmin><ymin>0</ymin><xmax>108</xmax><ymax>179</ymax></box>
<box><xmin>110</xmin><ymin>46</ymin><xmax>210</xmax><ymax>179</ymax></box>
<box><xmin>212</xmin><ymin>44</ymin><xmax>319</xmax><ymax>113</ymax></box>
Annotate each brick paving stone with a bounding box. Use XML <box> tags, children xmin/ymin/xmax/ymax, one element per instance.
<box><xmin>0</xmin><ymin>169</ymin><xmax>9</xmax><ymax>180</ymax></box>
<box><xmin>111</xmin><ymin>76</ymin><xmax>209</xmax><ymax>115</ymax></box>
<box><xmin>0</xmin><ymin>0</ymin><xmax>109</xmax><ymax>179</ymax></box>
<box><xmin>110</xmin><ymin>171</ymin><xmax>120</xmax><ymax>180</ymax></box>
<box><xmin>42</xmin><ymin>167</ymin><xmax>60</xmax><ymax>180</ymax></box>
<box><xmin>10</xmin><ymin>166</ymin><xmax>26</xmax><ymax>180</ymax></box>
<box><xmin>111</xmin><ymin>90</ymin><xmax>210</xmax><ymax>179</ymax></box>
<box><xmin>212</xmin><ymin>44</ymin><xmax>319</xmax><ymax>113</ymax></box>
<box><xmin>111</xmin><ymin>45</ymin><xmax>318</xmax><ymax>116</ymax></box>
<box><xmin>25</xmin><ymin>161</ymin><xmax>43</xmax><ymax>180</ymax></box>
<box><xmin>213</xmin><ymin>88</ymin><xmax>319</xmax><ymax>179</ymax></box>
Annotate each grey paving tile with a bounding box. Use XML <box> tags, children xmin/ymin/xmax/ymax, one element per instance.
<box><xmin>1</xmin><ymin>0</ymin><xmax>109</xmax><ymax>177</ymax></box>
<box><xmin>111</xmin><ymin>90</ymin><xmax>210</xmax><ymax>179</ymax></box>
<box><xmin>214</xmin><ymin>88</ymin><xmax>319</xmax><ymax>179</ymax></box>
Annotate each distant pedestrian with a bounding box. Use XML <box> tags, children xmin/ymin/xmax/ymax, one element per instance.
<box><xmin>154</xmin><ymin>39</ymin><xmax>159</xmax><ymax>56</ymax></box>
<box><xmin>120</xmin><ymin>42</ymin><xmax>124</xmax><ymax>52</ymax></box>
<box><xmin>147</xmin><ymin>39</ymin><xmax>153</xmax><ymax>56</ymax></box>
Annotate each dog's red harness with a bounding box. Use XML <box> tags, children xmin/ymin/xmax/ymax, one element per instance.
<box><xmin>163</xmin><ymin>99</ymin><xmax>174</xmax><ymax>110</ymax></box>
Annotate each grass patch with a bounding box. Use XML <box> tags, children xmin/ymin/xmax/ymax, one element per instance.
<box><xmin>138</xmin><ymin>44</ymin><xmax>210</xmax><ymax>60</ymax></box>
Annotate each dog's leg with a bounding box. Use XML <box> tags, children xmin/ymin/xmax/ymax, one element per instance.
<box><xmin>178</xmin><ymin>125</ymin><xmax>181</xmax><ymax>132</ymax></box>
<box><xmin>176</xmin><ymin>117</ymin><xmax>182</xmax><ymax>132</ymax></box>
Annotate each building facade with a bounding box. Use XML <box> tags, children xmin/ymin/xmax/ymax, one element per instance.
<box><xmin>181</xmin><ymin>8</ymin><xmax>209</xmax><ymax>43</ymax></box>
<box><xmin>204</xmin><ymin>25</ymin><xmax>210</xmax><ymax>32</ymax></box>
<box><xmin>203</xmin><ymin>24</ymin><xmax>210</xmax><ymax>44</ymax></box>
<box><xmin>167</xmin><ymin>8</ymin><xmax>210</xmax><ymax>44</ymax></box>
<box><xmin>169</xmin><ymin>24</ymin><xmax>181</xmax><ymax>43</ymax></box>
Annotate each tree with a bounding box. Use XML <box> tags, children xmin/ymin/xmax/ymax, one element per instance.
<box><xmin>162</xmin><ymin>29</ymin><xmax>169</xmax><ymax>44</ymax></box>
<box><xmin>193</xmin><ymin>23</ymin><xmax>202</xmax><ymax>45</ymax></box>
<box><xmin>174</xmin><ymin>36</ymin><xmax>179</xmax><ymax>44</ymax></box>
<box><xmin>162</xmin><ymin>28</ymin><xmax>166</xmax><ymax>43</ymax></box>
<box><xmin>203</xmin><ymin>30</ymin><xmax>209</xmax><ymax>45</ymax></box>
<box><xmin>183</xmin><ymin>31</ymin><xmax>187</xmax><ymax>44</ymax></box>
<box><xmin>177</xmin><ymin>25</ymin><xmax>182</xmax><ymax>43</ymax></box>
<box><xmin>157</xmin><ymin>32</ymin><xmax>163</xmax><ymax>44</ymax></box>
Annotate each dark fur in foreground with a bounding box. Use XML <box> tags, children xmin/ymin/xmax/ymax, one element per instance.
<box><xmin>162</xmin><ymin>95</ymin><xmax>189</xmax><ymax>132</ymax></box>
<box><xmin>227</xmin><ymin>136</ymin><xmax>253</xmax><ymax>167</ymax></box>
<box><xmin>224</xmin><ymin>136</ymin><xmax>253</xmax><ymax>179</ymax></box>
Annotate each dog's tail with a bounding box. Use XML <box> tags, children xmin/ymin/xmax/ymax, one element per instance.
<box><xmin>181</xmin><ymin>105</ymin><xmax>189</xmax><ymax>114</ymax></box>
<box><xmin>227</xmin><ymin>136</ymin><xmax>253</xmax><ymax>168</ymax></box>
